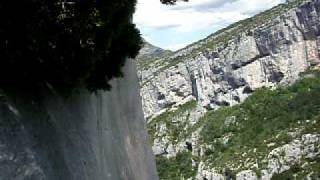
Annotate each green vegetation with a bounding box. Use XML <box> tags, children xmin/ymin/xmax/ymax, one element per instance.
<box><xmin>271</xmin><ymin>164</ymin><xmax>301</xmax><ymax>180</ymax></box>
<box><xmin>156</xmin><ymin>151</ymin><xmax>198</xmax><ymax>180</ymax></box>
<box><xmin>271</xmin><ymin>159</ymin><xmax>320</xmax><ymax>180</ymax></box>
<box><xmin>0</xmin><ymin>0</ymin><xmax>142</xmax><ymax>92</ymax></box>
<box><xmin>148</xmin><ymin>100</ymin><xmax>197</xmax><ymax>143</ymax></box>
<box><xmin>151</xmin><ymin>71</ymin><xmax>320</xmax><ymax>179</ymax></box>
<box><xmin>199</xmin><ymin>70</ymin><xmax>320</xmax><ymax>172</ymax></box>
<box><xmin>136</xmin><ymin>50</ymin><xmax>172</xmax><ymax>71</ymax></box>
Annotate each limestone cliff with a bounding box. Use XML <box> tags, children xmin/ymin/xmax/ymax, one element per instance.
<box><xmin>139</xmin><ymin>0</ymin><xmax>320</xmax><ymax>119</ymax></box>
<box><xmin>0</xmin><ymin>60</ymin><xmax>158</xmax><ymax>180</ymax></box>
<box><xmin>137</xmin><ymin>0</ymin><xmax>320</xmax><ymax>179</ymax></box>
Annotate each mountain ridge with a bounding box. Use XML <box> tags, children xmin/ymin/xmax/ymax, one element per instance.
<box><xmin>137</xmin><ymin>0</ymin><xmax>310</xmax><ymax>73</ymax></box>
<box><xmin>137</xmin><ymin>0</ymin><xmax>320</xmax><ymax>179</ymax></box>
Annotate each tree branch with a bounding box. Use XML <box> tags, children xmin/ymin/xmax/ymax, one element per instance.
<box><xmin>160</xmin><ymin>0</ymin><xmax>188</xmax><ymax>5</ymax></box>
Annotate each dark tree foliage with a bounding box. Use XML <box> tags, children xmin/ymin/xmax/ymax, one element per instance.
<box><xmin>160</xmin><ymin>0</ymin><xmax>188</xmax><ymax>5</ymax></box>
<box><xmin>0</xmin><ymin>0</ymin><xmax>142</xmax><ymax>92</ymax></box>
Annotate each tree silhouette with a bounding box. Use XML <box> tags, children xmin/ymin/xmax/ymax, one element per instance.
<box><xmin>0</xmin><ymin>0</ymin><xmax>142</xmax><ymax>92</ymax></box>
<box><xmin>160</xmin><ymin>0</ymin><xmax>188</xmax><ymax>5</ymax></box>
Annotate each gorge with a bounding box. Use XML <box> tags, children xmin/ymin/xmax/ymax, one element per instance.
<box><xmin>1</xmin><ymin>0</ymin><xmax>320</xmax><ymax>179</ymax></box>
<box><xmin>136</xmin><ymin>0</ymin><xmax>320</xmax><ymax>179</ymax></box>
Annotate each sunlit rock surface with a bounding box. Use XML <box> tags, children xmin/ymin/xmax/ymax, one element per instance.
<box><xmin>139</xmin><ymin>0</ymin><xmax>320</xmax><ymax>120</ymax></box>
<box><xmin>137</xmin><ymin>0</ymin><xmax>320</xmax><ymax>179</ymax></box>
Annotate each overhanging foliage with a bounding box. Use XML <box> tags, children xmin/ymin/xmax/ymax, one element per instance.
<box><xmin>0</xmin><ymin>0</ymin><xmax>142</xmax><ymax>92</ymax></box>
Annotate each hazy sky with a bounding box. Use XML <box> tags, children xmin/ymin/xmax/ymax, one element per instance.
<box><xmin>133</xmin><ymin>0</ymin><xmax>285</xmax><ymax>51</ymax></box>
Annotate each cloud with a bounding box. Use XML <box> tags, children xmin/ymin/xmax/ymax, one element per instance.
<box><xmin>170</xmin><ymin>0</ymin><xmax>237</xmax><ymax>11</ymax></box>
<box><xmin>133</xmin><ymin>0</ymin><xmax>286</xmax><ymax>50</ymax></box>
<box><xmin>164</xmin><ymin>42</ymin><xmax>192</xmax><ymax>51</ymax></box>
<box><xmin>134</xmin><ymin>0</ymin><xmax>247</xmax><ymax>33</ymax></box>
<box><xmin>152</xmin><ymin>24</ymin><xmax>181</xmax><ymax>30</ymax></box>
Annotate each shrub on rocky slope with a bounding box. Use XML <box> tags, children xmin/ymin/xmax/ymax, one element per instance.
<box><xmin>198</xmin><ymin>70</ymin><xmax>320</xmax><ymax>176</ymax></box>
<box><xmin>151</xmin><ymin>70</ymin><xmax>320</xmax><ymax>179</ymax></box>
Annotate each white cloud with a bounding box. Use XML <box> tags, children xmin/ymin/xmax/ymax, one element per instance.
<box><xmin>134</xmin><ymin>0</ymin><xmax>243</xmax><ymax>32</ymax></box>
<box><xmin>133</xmin><ymin>0</ymin><xmax>286</xmax><ymax>50</ymax></box>
<box><xmin>164</xmin><ymin>41</ymin><xmax>191</xmax><ymax>51</ymax></box>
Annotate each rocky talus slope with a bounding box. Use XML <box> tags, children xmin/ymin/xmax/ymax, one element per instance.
<box><xmin>137</xmin><ymin>0</ymin><xmax>320</xmax><ymax>179</ymax></box>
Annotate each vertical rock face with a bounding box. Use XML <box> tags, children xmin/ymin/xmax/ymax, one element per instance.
<box><xmin>0</xmin><ymin>60</ymin><xmax>158</xmax><ymax>180</ymax></box>
<box><xmin>137</xmin><ymin>0</ymin><xmax>320</xmax><ymax>179</ymax></box>
<box><xmin>139</xmin><ymin>0</ymin><xmax>320</xmax><ymax>120</ymax></box>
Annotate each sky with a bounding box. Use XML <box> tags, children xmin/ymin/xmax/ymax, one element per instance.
<box><xmin>133</xmin><ymin>0</ymin><xmax>286</xmax><ymax>51</ymax></box>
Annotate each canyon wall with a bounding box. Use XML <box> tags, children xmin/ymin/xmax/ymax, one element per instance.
<box><xmin>139</xmin><ymin>0</ymin><xmax>320</xmax><ymax>120</ymax></box>
<box><xmin>0</xmin><ymin>60</ymin><xmax>158</xmax><ymax>180</ymax></box>
<box><xmin>137</xmin><ymin>0</ymin><xmax>320</xmax><ymax>179</ymax></box>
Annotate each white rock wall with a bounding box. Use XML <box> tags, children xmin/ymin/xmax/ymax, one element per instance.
<box><xmin>139</xmin><ymin>0</ymin><xmax>320</xmax><ymax>120</ymax></box>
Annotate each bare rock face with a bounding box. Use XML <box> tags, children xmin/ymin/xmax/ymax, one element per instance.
<box><xmin>139</xmin><ymin>0</ymin><xmax>320</xmax><ymax>120</ymax></box>
<box><xmin>137</xmin><ymin>0</ymin><xmax>320</xmax><ymax>179</ymax></box>
<box><xmin>261</xmin><ymin>134</ymin><xmax>320</xmax><ymax>180</ymax></box>
<box><xmin>0</xmin><ymin>60</ymin><xmax>158</xmax><ymax>180</ymax></box>
<box><xmin>193</xmin><ymin>133</ymin><xmax>320</xmax><ymax>180</ymax></box>
<box><xmin>236</xmin><ymin>170</ymin><xmax>258</xmax><ymax>180</ymax></box>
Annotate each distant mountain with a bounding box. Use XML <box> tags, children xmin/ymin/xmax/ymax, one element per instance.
<box><xmin>135</xmin><ymin>40</ymin><xmax>172</xmax><ymax>70</ymax></box>
<box><xmin>139</xmin><ymin>40</ymin><xmax>170</xmax><ymax>58</ymax></box>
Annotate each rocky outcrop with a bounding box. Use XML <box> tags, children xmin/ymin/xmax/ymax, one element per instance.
<box><xmin>139</xmin><ymin>0</ymin><xmax>320</xmax><ymax>120</ymax></box>
<box><xmin>0</xmin><ymin>60</ymin><xmax>158</xmax><ymax>180</ymax></box>
<box><xmin>261</xmin><ymin>134</ymin><xmax>320</xmax><ymax>179</ymax></box>
<box><xmin>137</xmin><ymin>0</ymin><xmax>320</xmax><ymax>179</ymax></box>
<box><xmin>195</xmin><ymin>133</ymin><xmax>320</xmax><ymax>180</ymax></box>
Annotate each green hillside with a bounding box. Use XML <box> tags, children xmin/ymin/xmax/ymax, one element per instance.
<box><xmin>153</xmin><ymin>70</ymin><xmax>320</xmax><ymax>179</ymax></box>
